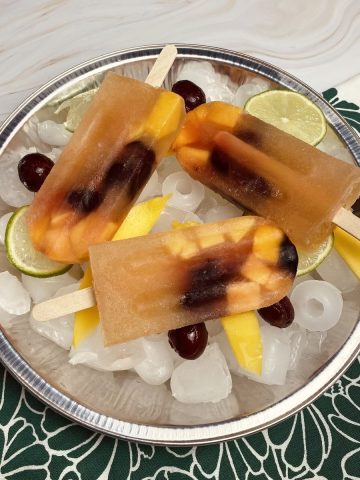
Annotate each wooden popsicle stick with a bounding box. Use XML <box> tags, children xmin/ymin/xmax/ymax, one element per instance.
<box><xmin>333</xmin><ymin>207</ymin><xmax>360</xmax><ymax>241</ymax></box>
<box><xmin>32</xmin><ymin>286</ymin><xmax>96</xmax><ymax>322</ymax></box>
<box><xmin>145</xmin><ymin>44</ymin><xmax>177</xmax><ymax>87</ymax></box>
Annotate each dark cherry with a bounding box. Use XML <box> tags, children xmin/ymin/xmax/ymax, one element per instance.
<box><xmin>258</xmin><ymin>296</ymin><xmax>295</xmax><ymax>328</ymax></box>
<box><xmin>105</xmin><ymin>141</ymin><xmax>155</xmax><ymax>198</ymax></box>
<box><xmin>352</xmin><ymin>197</ymin><xmax>360</xmax><ymax>216</ymax></box>
<box><xmin>67</xmin><ymin>188</ymin><xmax>103</xmax><ymax>213</ymax></box>
<box><xmin>168</xmin><ymin>323</ymin><xmax>208</xmax><ymax>360</ymax></box>
<box><xmin>18</xmin><ymin>153</ymin><xmax>54</xmax><ymax>192</ymax></box>
<box><xmin>171</xmin><ymin>80</ymin><xmax>206</xmax><ymax>112</ymax></box>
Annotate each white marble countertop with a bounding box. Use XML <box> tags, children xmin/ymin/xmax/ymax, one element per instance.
<box><xmin>1</xmin><ymin>0</ymin><xmax>360</xmax><ymax>125</ymax></box>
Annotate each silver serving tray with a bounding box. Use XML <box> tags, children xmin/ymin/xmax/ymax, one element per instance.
<box><xmin>0</xmin><ymin>44</ymin><xmax>359</xmax><ymax>445</ymax></box>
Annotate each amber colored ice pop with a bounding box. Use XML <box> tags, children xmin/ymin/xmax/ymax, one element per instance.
<box><xmin>174</xmin><ymin>102</ymin><xmax>360</xmax><ymax>250</ymax></box>
<box><xmin>32</xmin><ymin>216</ymin><xmax>298</xmax><ymax>346</ymax></box>
<box><xmin>27</xmin><ymin>47</ymin><xmax>185</xmax><ymax>263</ymax></box>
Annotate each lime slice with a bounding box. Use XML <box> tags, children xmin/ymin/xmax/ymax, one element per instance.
<box><xmin>47</xmin><ymin>76</ymin><xmax>101</xmax><ymax>107</ymax></box>
<box><xmin>296</xmin><ymin>234</ymin><xmax>334</xmax><ymax>276</ymax></box>
<box><xmin>244</xmin><ymin>90</ymin><xmax>327</xmax><ymax>145</ymax></box>
<box><xmin>55</xmin><ymin>88</ymin><xmax>98</xmax><ymax>132</ymax></box>
<box><xmin>5</xmin><ymin>206</ymin><xmax>71</xmax><ymax>278</ymax></box>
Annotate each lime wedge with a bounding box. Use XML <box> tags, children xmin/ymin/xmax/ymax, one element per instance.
<box><xmin>55</xmin><ymin>88</ymin><xmax>98</xmax><ymax>132</ymax></box>
<box><xmin>5</xmin><ymin>206</ymin><xmax>71</xmax><ymax>277</ymax></box>
<box><xmin>296</xmin><ymin>234</ymin><xmax>334</xmax><ymax>276</ymax></box>
<box><xmin>244</xmin><ymin>90</ymin><xmax>327</xmax><ymax>145</ymax></box>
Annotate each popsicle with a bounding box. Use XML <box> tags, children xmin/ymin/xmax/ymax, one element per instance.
<box><xmin>27</xmin><ymin>46</ymin><xmax>185</xmax><ymax>263</ymax></box>
<box><xmin>33</xmin><ymin>216</ymin><xmax>298</xmax><ymax>346</ymax></box>
<box><xmin>173</xmin><ymin>101</ymin><xmax>360</xmax><ymax>250</ymax></box>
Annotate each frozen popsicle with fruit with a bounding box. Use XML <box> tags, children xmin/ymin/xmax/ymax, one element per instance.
<box><xmin>27</xmin><ymin>46</ymin><xmax>185</xmax><ymax>263</ymax></box>
<box><xmin>33</xmin><ymin>216</ymin><xmax>298</xmax><ymax>346</ymax></box>
<box><xmin>173</xmin><ymin>101</ymin><xmax>360</xmax><ymax>250</ymax></box>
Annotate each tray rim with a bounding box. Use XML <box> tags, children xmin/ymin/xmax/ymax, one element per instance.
<box><xmin>0</xmin><ymin>43</ymin><xmax>359</xmax><ymax>445</ymax></box>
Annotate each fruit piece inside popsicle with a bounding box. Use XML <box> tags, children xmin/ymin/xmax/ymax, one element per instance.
<box><xmin>88</xmin><ymin>216</ymin><xmax>298</xmax><ymax>346</ymax></box>
<box><xmin>174</xmin><ymin>101</ymin><xmax>360</xmax><ymax>250</ymax></box>
<box><xmin>27</xmin><ymin>73</ymin><xmax>185</xmax><ymax>264</ymax></box>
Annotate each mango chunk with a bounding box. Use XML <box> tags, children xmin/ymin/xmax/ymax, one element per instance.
<box><xmin>73</xmin><ymin>195</ymin><xmax>169</xmax><ymax>347</ymax></box>
<box><xmin>253</xmin><ymin>224</ymin><xmax>283</xmax><ymax>264</ymax></box>
<box><xmin>198</xmin><ymin>233</ymin><xmax>225</xmax><ymax>250</ymax></box>
<box><xmin>172</xmin><ymin>220</ymin><xmax>199</xmax><ymax>229</ymax></box>
<box><xmin>241</xmin><ymin>255</ymin><xmax>271</xmax><ymax>285</ymax></box>
<box><xmin>206</xmin><ymin>102</ymin><xmax>240</xmax><ymax>130</ymax></box>
<box><xmin>221</xmin><ymin>311</ymin><xmax>262</xmax><ymax>375</ymax></box>
<box><xmin>143</xmin><ymin>91</ymin><xmax>185</xmax><ymax>140</ymax></box>
<box><xmin>334</xmin><ymin>226</ymin><xmax>360</xmax><ymax>279</ymax></box>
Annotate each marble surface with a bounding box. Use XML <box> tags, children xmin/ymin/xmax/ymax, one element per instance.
<box><xmin>0</xmin><ymin>0</ymin><xmax>360</xmax><ymax>126</ymax></box>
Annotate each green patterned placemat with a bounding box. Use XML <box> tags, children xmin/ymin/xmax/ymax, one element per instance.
<box><xmin>0</xmin><ymin>87</ymin><xmax>359</xmax><ymax>480</ymax></box>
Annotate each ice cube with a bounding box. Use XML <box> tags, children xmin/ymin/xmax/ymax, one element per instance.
<box><xmin>170</xmin><ymin>343</ymin><xmax>232</xmax><ymax>403</ymax></box>
<box><xmin>22</xmin><ymin>271</ymin><xmax>77</xmax><ymax>303</ymax></box>
<box><xmin>0</xmin><ymin>271</ymin><xmax>31</xmax><ymax>327</ymax></box>
<box><xmin>137</xmin><ymin>170</ymin><xmax>161</xmax><ymax>202</ymax></box>
<box><xmin>157</xmin><ymin>155</ymin><xmax>181</xmax><ymax>180</ymax></box>
<box><xmin>183</xmin><ymin>212</ymin><xmax>202</xmax><ymax>224</ymax></box>
<box><xmin>29</xmin><ymin>282</ymin><xmax>79</xmax><ymax>350</ymax></box>
<box><xmin>317</xmin><ymin>129</ymin><xmax>353</xmax><ymax>164</ymax></box>
<box><xmin>206</xmin><ymin>81</ymin><xmax>235</xmax><ymax>103</ymax></box>
<box><xmin>169</xmin><ymin>393</ymin><xmax>239</xmax><ymax>424</ymax></box>
<box><xmin>213</xmin><ymin>322</ymin><xmax>292</xmax><ymax>385</ymax></box>
<box><xmin>37</xmin><ymin>120</ymin><xmax>72</xmax><ymax>147</ymax></box>
<box><xmin>47</xmin><ymin>147</ymin><xmax>63</xmax><ymax>164</ymax></box>
<box><xmin>134</xmin><ymin>335</ymin><xmax>174</xmax><ymax>385</ymax></box>
<box><xmin>0</xmin><ymin>150</ymin><xmax>35</xmax><ymax>207</ymax></box>
<box><xmin>249</xmin><ymin>324</ymin><xmax>291</xmax><ymax>385</ymax></box>
<box><xmin>233</xmin><ymin>79</ymin><xmax>270</xmax><ymax>107</ymax></box>
<box><xmin>291</xmin><ymin>280</ymin><xmax>343</xmax><ymax>331</ymax></box>
<box><xmin>0</xmin><ymin>212</ymin><xmax>13</xmax><ymax>245</ymax></box>
<box><xmin>206</xmin><ymin>318</ymin><xmax>223</xmax><ymax>337</ymax></box>
<box><xmin>162</xmin><ymin>171</ymin><xmax>205</xmax><ymax>212</ymax></box>
<box><xmin>175</xmin><ymin>61</ymin><xmax>217</xmax><ymax>95</ymax></box>
<box><xmin>305</xmin><ymin>330</ymin><xmax>327</xmax><ymax>354</ymax></box>
<box><xmin>151</xmin><ymin>206</ymin><xmax>187</xmax><ymax>233</ymax></box>
<box><xmin>210</xmin><ymin>331</ymin><xmax>242</xmax><ymax>375</ymax></box>
<box><xmin>175</xmin><ymin>60</ymin><xmax>236</xmax><ymax>103</ymax></box>
<box><xmin>316</xmin><ymin>249</ymin><xmax>358</xmax><ymax>293</ymax></box>
<box><xmin>205</xmin><ymin>204</ymin><xmax>244</xmax><ymax>223</ymax></box>
<box><xmin>70</xmin><ymin>327</ymin><xmax>143</xmax><ymax>371</ymax></box>
<box><xmin>287</xmin><ymin>324</ymin><xmax>308</xmax><ymax>370</ymax></box>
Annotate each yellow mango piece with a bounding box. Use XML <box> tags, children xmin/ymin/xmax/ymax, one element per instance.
<box><xmin>165</xmin><ymin>236</ymin><xmax>185</xmax><ymax>257</ymax></box>
<box><xmin>180</xmin><ymin>241</ymin><xmax>199</xmax><ymax>259</ymax></box>
<box><xmin>73</xmin><ymin>195</ymin><xmax>170</xmax><ymax>347</ymax></box>
<box><xmin>226</xmin><ymin>281</ymin><xmax>261</xmax><ymax>311</ymax></box>
<box><xmin>143</xmin><ymin>91</ymin><xmax>185</xmax><ymax>140</ymax></box>
<box><xmin>334</xmin><ymin>226</ymin><xmax>360</xmax><ymax>279</ymax></box>
<box><xmin>112</xmin><ymin>195</ymin><xmax>170</xmax><ymax>241</ymax></box>
<box><xmin>241</xmin><ymin>255</ymin><xmax>271</xmax><ymax>285</ymax></box>
<box><xmin>206</xmin><ymin>102</ymin><xmax>240</xmax><ymax>130</ymax></box>
<box><xmin>198</xmin><ymin>233</ymin><xmax>225</xmax><ymax>249</ymax></box>
<box><xmin>173</xmin><ymin>124</ymin><xmax>200</xmax><ymax>148</ymax></box>
<box><xmin>177</xmin><ymin>146</ymin><xmax>210</xmax><ymax>168</ymax></box>
<box><xmin>221</xmin><ymin>311</ymin><xmax>262</xmax><ymax>375</ymax></box>
<box><xmin>172</xmin><ymin>220</ymin><xmax>199</xmax><ymax>229</ymax></box>
<box><xmin>227</xmin><ymin>217</ymin><xmax>255</xmax><ymax>242</ymax></box>
<box><xmin>253</xmin><ymin>224</ymin><xmax>283</xmax><ymax>264</ymax></box>
<box><xmin>73</xmin><ymin>269</ymin><xmax>100</xmax><ymax>348</ymax></box>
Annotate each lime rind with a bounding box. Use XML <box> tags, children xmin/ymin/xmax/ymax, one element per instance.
<box><xmin>244</xmin><ymin>89</ymin><xmax>327</xmax><ymax>146</ymax></box>
<box><xmin>47</xmin><ymin>76</ymin><xmax>102</xmax><ymax>107</ymax></box>
<box><xmin>5</xmin><ymin>206</ymin><xmax>72</xmax><ymax>278</ymax></box>
<box><xmin>296</xmin><ymin>234</ymin><xmax>334</xmax><ymax>276</ymax></box>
